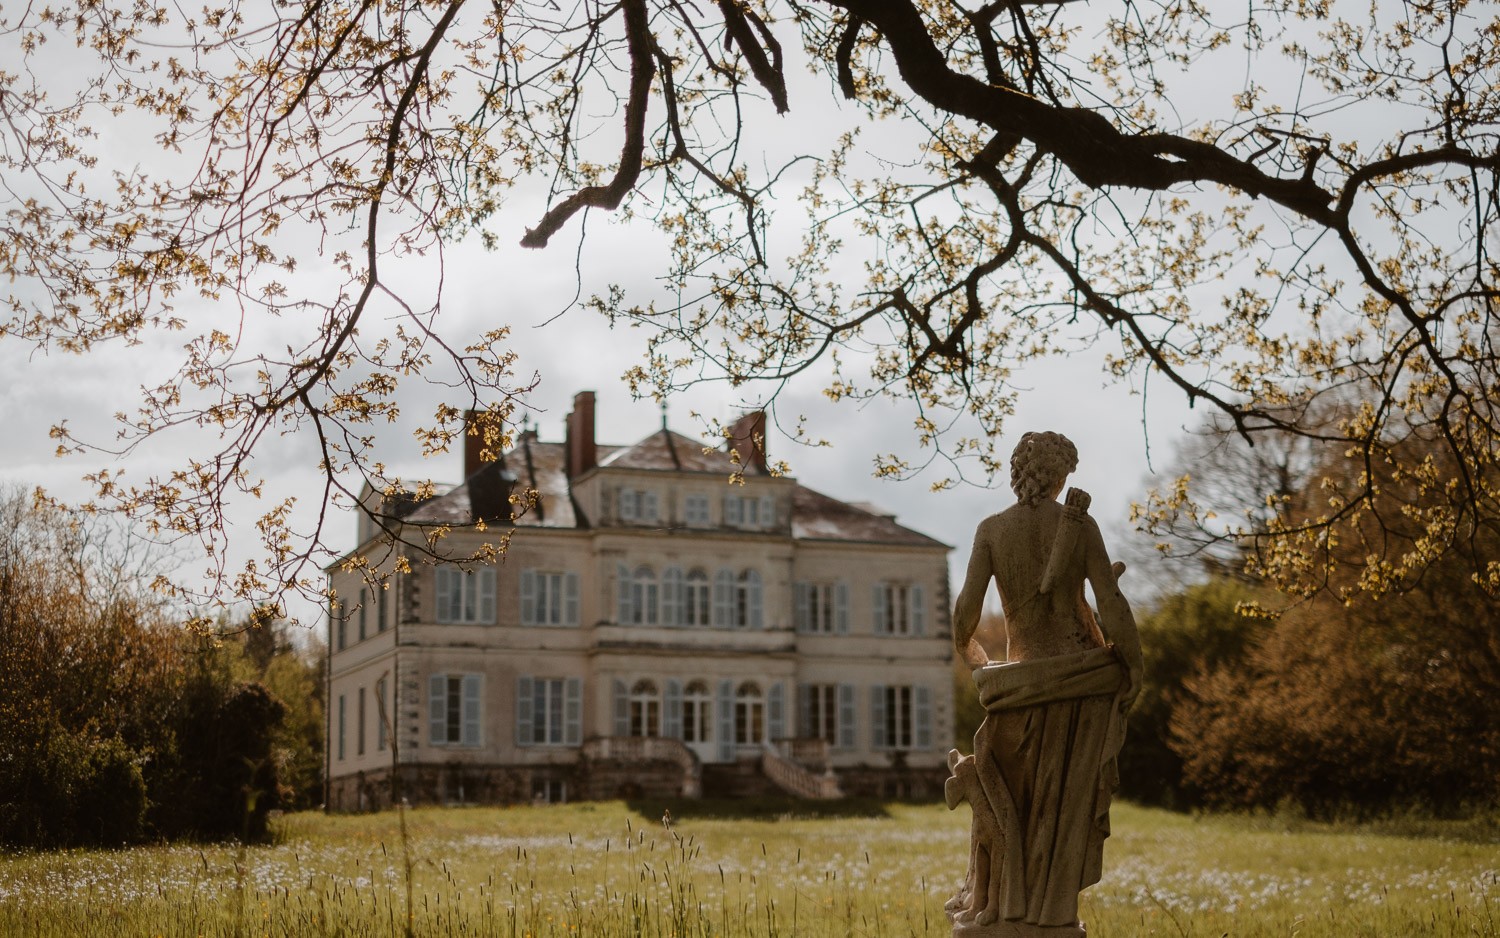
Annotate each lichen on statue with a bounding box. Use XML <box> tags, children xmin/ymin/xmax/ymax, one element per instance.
<box><xmin>947</xmin><ymin>431</ymin><xmax>1144</xmax><ymax>937</ymax></box>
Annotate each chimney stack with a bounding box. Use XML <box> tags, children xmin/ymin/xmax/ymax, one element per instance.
<box><xmin>727</xmin><ymin>410</ymin><xmax>768</xmax><ymax>474</ymax></box>
<box><xmin>566</xmin><ymin>391</ymin><xmax>597</xmax><ymax>478</ymax></box>
<box><xmin>463</xmin><ymin>409</ymin><xmax>505</xmax><ymax>480</ymax></box>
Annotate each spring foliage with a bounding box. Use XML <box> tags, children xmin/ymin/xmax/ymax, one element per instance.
<box><xmin>1</xmin><ymin>1</ymin><xmax>1496</xmax><ymax>613</ymax></box>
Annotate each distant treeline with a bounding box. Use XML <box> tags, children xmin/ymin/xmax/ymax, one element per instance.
<box><xmin>0</xmin><ymin>491</ymin><xmax>324</xmax><ymax>849</ymax></box>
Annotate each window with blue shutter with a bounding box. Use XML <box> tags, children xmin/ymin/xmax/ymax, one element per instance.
<box><xmin>911</xmin><ymin>584</ymin><xmax>926</xmax><ymax>636</ymax></box>
<box><xmin>716</xmin><ymin>680</ymin><xmax>735</xmax><ymax>761</ymax></box>
<box><xmin>838</xmin><ymin>684</ymin><xmax>856</xmax><ymax>749</ymax></box>
<box><xmin>564</xmin><ymin>678</ymin><xmax>583</xmax><ymax>745</ymax></box>
<box><xmin>758</xmin><ymin>495</ymin><xmax>775</xmax><ymax>529</ymax></box>
<box><xmin>428</xmin><ymin>675</ymin><xmax>446</xmax><ymax>745</ymax></box>
<box><xmin>661</xmin><ymin>567</ymin><xmax>683</xmax><ymax>626</ymax></box>
<box><xmin>872</xmin><ymin>585</ymin><xmax>887</xmax><ymax>634</ymax></box>
<box><xmin>915</xmin><ymin>686</ymin><xmax>933</xmax><ymax>749</ymax></box>
<box><xmin>713</xmin><ymin>569</ymin><xmax>735</xmax><ymax>627</ymax></box>
<box><xmin>616</xmin><ymin>563</ymin><xmax>632</xmax><ymax>624</ymax></box>
<box><xmin>794</xmin><ymin>583</ymin><xmax>810</xmax><ymax>632</ymax></box>
<box><xmin>516</xmin><ymin>676</ymin><xmax>534</xmax><ymax>746</ymax></box>
<box><xmin>835</xmin><ymin>583</ymin><xmax>850</xmax><ymax>634</ymax></box>
<box><xmin>461</xmin><ymin>675</ymin><xmax>482</xmax><ymax>746</ymax></box>
<box><xmin>664</xmin><ymin>679</ymin><xmax>683</xmax><ymax>739</ymax></box>
<box><xmin>613</xmin><ymin>679</ymin><xmax>629</xmax><ymax>737</ymax></box>
<box><xmin>871</xmin><ymin>684</ymin><xmax>887</xmax><ymax>749</ymax></box>
<box><xmin>520</xmin><ymin>570</ymin><xmax>537</xmax><ymax>625</ymax></box>
<box><xmin>564</xmin><ymin>573</ymin><xmax>580</xmax><ymax>626</ymax></box>
<box><xmin>619</xmin><ymin>488</ymin><xmax>638</xmax><ymax>521</ymax></box>
<box><xmin>768</xmin><ymin>682</ymin><xmax>785</xmax><ymax>741</ymax></box>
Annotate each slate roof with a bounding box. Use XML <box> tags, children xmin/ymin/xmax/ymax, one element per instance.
<box><xmin>388</xmin><ymin>429</ymin><xmax>946</xmax><ymax>549</ymax></box>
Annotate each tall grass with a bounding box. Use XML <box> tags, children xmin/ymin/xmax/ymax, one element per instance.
<box><xmin>0</xmin><ymin>801</ymin><xmax>1494</xmax><ymax>937</ymax></box>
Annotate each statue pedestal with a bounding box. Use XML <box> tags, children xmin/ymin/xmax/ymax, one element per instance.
<box><xmin>952</xmin><ymin>919</ymin><xmax>1085</xmax><ymax>938</ymax></box>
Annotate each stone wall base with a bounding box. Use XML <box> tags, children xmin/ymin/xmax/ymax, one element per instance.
<box><xmin>327</xmin><ymin>760</ymin><xmax>946</xmax><ymax>811</ymax></box>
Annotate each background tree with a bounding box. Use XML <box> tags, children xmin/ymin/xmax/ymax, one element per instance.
<box><xmin>1</xmin><ymin>2</ymin><xmax>1495</xmax><ymax>613</ymax></box>
<box><xmin>0</xmin><ymin>489</ymin><xmax>320</xmax><ymax>847</ymax></box>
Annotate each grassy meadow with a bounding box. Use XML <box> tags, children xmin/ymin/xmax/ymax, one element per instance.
<box><xmin>0</xmin><ymin>800</ymin><xmax>1495</xmax><ymax>937</ymax></box>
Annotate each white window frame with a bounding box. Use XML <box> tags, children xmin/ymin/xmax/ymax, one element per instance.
<box><xmin>629</xmin><ymin>679</ymin><xmax>661</xmax><ymax>738</ymax></box>
<box><xmin>683</xmin><ymin>569</ymin><xmax>711</xmax><ymax>626</ymax></box>
<box><xmin>734</xmin><ymin>682</ymin><xmax>765</xmax><ymax>745</ymax></box>
<box><xmin>883</xmin><ymin>685</ymin><xmax>913</xmax><ymax>749</ymax></box>
<box><xmin>522</xmin><ymin>570</ymin><xmax>579</xmax><ymax>626</ymax></box>
<box><xmin>682</xmin><ymin>680</ymin><xmax>712</xmax><ymax>743</ymax></box>
<box><xmin>683</xmin><ymin>493</ymin><xmax>710</xmax><ymax>526</ymax></box>
<box><xmin>802</xmin><ymin>683</ymin><xmax>839</xmax><ymax>743</ymax></box>
<box><xmin>735</xmin><ymin>569</ymin><xmax>763</xmax><ymax>629</ymax></box>
<box><xmin>435</xmin><ymin>568</ymin><xmax>496</xmax><ymax>624</ymax></box>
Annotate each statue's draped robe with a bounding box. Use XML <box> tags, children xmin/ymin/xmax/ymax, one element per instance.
<box><xmin>972</xmin><ymin>645</ymin><xmax>1128</xmax><ymax>927</ymax></box>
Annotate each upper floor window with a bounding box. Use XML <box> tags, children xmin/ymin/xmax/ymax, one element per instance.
<box><xmin>873</xmin><ymin>581</ymin><xmax>927</xmax><ymax>636</ymax></box>
<box><xmin>435</xmin><ymin>567</ymin><xmax>497</xmax><ymax>624</ymax></box>
<box><xmin>723</xmin><ymin>493</ymin><xmax>776</xmax><ymax>530</ymax></box>
<box><xmin>618</xmin><ymin>487</ymin><xmax>660</xmax><ymax>523</ymax></box>
<box><xmin>683</xmin><ymin>493</ymin><xmax>710</xmax><ymax>526</ymax></box>
<box><xmin>795</xmin><ymin>581</ymin><xmax>849</xmax><ymax>633</ymax></box>
<box><xmin>683</xmin><ymin>569</ymin><xmax>711</xmax><ymax>626</ymax></box>
<box><xmin>427</xmin><ymin>673</ymin><xmax>482</xmax><ymax>747</ymax></box>
<box><xmin>521</xmin><ymin>570</ymin><xmax>580</xmax><ymax>626</ymax></box>
<box><xmin>617</xmin><ymin>565</ymin><xmax>660</xmax><ymax>625</ymax></box>
<box><xmin>735</xmin><ymin>570</ymin><xmax>764</xmax><ymax>629</ymax></box>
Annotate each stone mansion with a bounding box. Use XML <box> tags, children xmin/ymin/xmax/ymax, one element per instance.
<box><xmin>325</xmin><ymin>392</ymin><xmax>954</xmax><ymax>808</ymax></box>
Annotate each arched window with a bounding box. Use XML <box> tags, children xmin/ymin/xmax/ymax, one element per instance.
<box><xmin>684</xmin><ymin>570</ymin><xmax>711</xmax><ymax>627</ymax></box>
<box><xmin>683</xmin><ymin>680</ymin><xmax>712</xmax><ymax>743</ymax></box>
<box><xmin>629</xmin><ymin>679</ymin><xmax>661</xmax><ymax>738</ymax></box>
<box><xmin>735</xmin><ymin>682</ymin><xmax>764</xmax><ymax>745</ymax></box>
<box><xmin>628</xmin><ymin>565</ymin><xmax>659</xmax><ymax>625</ymax></box>
<box><xmin>736</xmin><ymin>569</ymin><xmax>763</xmax><ymax>629</ymax></box>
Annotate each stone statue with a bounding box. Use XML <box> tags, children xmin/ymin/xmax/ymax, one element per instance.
<box><xmin>947</xmin><ymin>431</ymin><xmax>1143</xmax><ymax>937</ymax></box>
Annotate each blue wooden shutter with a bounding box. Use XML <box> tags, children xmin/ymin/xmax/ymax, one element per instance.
<box><xmin>429</xmin><ymin>674</ymin><xmax>446</xmax><ymax>745</ymax></box>
<box><xmin>915</xmin><ymin>686</ymin><xmax>933</xmax><ymax>749</ymax></box>
<box><xmin>793</xmin><ymin>583</ymin><xmax>809</xmax><ymax>632</ymax></box>
<box><xmin>911</xmin><ymin>584</ymin><xmax>926</xmax><ymax>636</ymax></box>
<box><xmin>758</xmin><ymin>495</ymin><xmax>775</xmax><ymax>529</ymax></box>
<box><xmin>461</xmin><ymin>675</ymin><xmax>482</xmax><ymax>746</ymax></box>
<box><xmin>835</xmin><ymin>583</ymin><xmax>850</xmax><ymax>634</ymax></box>
<box><xmin>661</xmin><ymin>568</ymin><xmax>682</xmax><ymax>627</ymax></box>
<box><xmin>871</xmin><ymin>684</ymin><xmax>887</xmax><ymax>749</ymax></box>
<box><xmin>519</xmin><ymin>570</ymin><xmax>536</xmax><ymax>625</ymax></box>
<box><xmin>716</xmin><ymin>680</ymin><xmax>735</xmax><ymax>760</ymax></box>
<box><xmin>616</xmin><ymin>563</ymin><xmax>631</xmax><ymax>624</ymax></box>
<box><xmin>564</xmin><ymin>573</ymin><xmax>580</xmax><ymax>626</ymax></box>
<box><xmin>564</xmin><ymin>678</ymin><xmax>582</xmax><ymax>745</ymax></box>
<box><xmin>747</xmin><ymin>571</ymin><xmax>763</xmax><ymax>629</ymax></box>
<box><xmin>838</xmin><ymin>684</ymin><xmax>856</xmax><ymax>749</ymax></box>
<box><xmin>612</xmin><ymin>679</ymin><xmax>629</xmax><ymax>737</ymax></box>
<box><xmin>516</xmin><ymin>676</ymin><xmax>534</xmax><ymax>747</ymax></box>
<box><xmin>619</xmin><ymin>488</ymin><xmax>637</xmax><ymax>521</ymax></box>
<box><xmin>479</xmin><ymin>570</ymin><xmax>496</xmax><ymax>623</ymax></box>
<box><xmin>872</xmin><ymin>584</ymin><xmax>887</xmax><ymax>634</ymax></box>
<box><xmin>643</xmin><ymin>490</ymin><xmax>659</xmax><ymax>521</ymax></box>
<box><xmin>713</xmin><ymin>569</ymin><xmax>734</xmax><ymax>627</ymax></box>
<box><xmin>797</xmin><ymin>684</ymin><xmax>812</xmax><ymax>738</ymax></box>
<box><xmin>664</xmin><ymin>679</ymin><xmax>683</xmax><ymax>739</ymax></box>
<box><xmin>768</xmin><ymin>682</ymin><xmax>785</xmax><ymax>742</ymax></box>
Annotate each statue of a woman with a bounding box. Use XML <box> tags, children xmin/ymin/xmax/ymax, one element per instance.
<box><xmin>947</xmin><ymin>431</ymin><xmax>1143</xmax><ymax>937</ymax></box>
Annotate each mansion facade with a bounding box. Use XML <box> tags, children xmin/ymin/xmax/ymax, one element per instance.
<box><xmin>325</xmin><ymin>392</ymin><xmax>954</xmax><ymax>808</ymax></box>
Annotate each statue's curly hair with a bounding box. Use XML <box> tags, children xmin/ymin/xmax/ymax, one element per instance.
<box><xmin>1009</xmin><ymin>431</ymin><xmax>1078</xmax><ymax>505</ymax></box>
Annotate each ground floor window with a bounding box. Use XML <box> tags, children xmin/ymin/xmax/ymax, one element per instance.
<box><xmin>629</xmin><ymin>679</ymin><xmax>661</xmax><ymax>737</ymax></box>
<box><xmin>428</xmin><ymin>673</ymin><xmax>482</xmax><ymax>746</ymax></box>
<box><xmin>682</xmin><ymin>681</ymin><xmax>712</xmax><ymax>743</ymax></box>
<box><xmin>735</xmin><ymin>682</ymin><xmax>765</xmax><ymax>745</ymax></box>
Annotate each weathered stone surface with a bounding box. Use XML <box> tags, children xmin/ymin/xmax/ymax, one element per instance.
<box><xmin>948</xmin><ymin>431</ymin><xmax>1143</xmax><ymax>935</ymax></box>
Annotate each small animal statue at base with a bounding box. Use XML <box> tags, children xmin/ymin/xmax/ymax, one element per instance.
<box><xmin>947</xmin><ymin>432</ymin><xmax>1144</xmax><ymax>938</ymax></box>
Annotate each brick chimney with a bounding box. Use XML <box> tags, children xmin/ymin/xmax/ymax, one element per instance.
<box><xmin>727</xmin><ymin>409</ymin><xmax>768</xmax><ymax>474</ymax></box>
<box><xmin>463</xmin><ymin>409</ymin><xmax>505</xmax><ymax>479</ymax></box>
<box><xmin>565</xmin><ymin>391</ymin><xmax>597</xmax><ymax>478</ymax></box>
